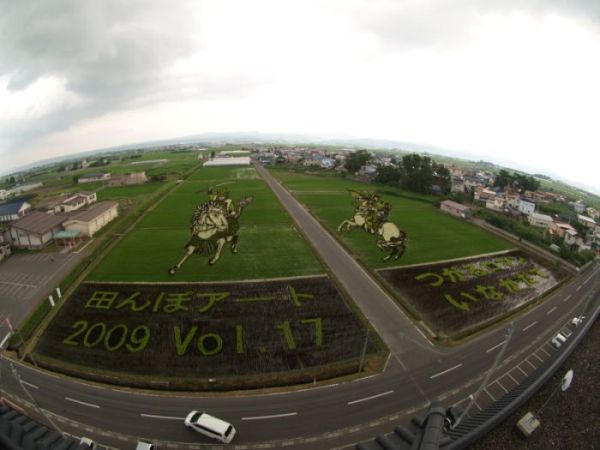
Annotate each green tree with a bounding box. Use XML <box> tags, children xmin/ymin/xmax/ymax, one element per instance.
<box><xmin>344</xmin><ymin>150</ymin><xmax>370</xmax><ymax>174</ymax></box>
<box><xmin>374</xmin><ymin>165</ymin><xmax>401</xmax><ymax>186</ymax></box>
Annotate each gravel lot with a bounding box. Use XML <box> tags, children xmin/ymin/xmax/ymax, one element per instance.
<box><xmin>472</xmin><ymin>316</ymin><xmax>599</xmax><ymax>450</ymax></box>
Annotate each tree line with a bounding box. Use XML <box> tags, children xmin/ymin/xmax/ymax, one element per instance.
<box><xmin>345</xmin><ymin>151</ymin><xmax>451</xmax><ymax>194</ymax></box>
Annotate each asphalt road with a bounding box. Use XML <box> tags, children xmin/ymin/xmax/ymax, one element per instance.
<box><xmin>0</xmin><ymin>168</ymin><xmax>598</xmax><ymax>449</ymax></box>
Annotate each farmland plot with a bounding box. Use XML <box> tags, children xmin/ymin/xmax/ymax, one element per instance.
<box><xmin>378</xmin><ymin>250</ymin><xmax>569</xmax><ymax>338</ymax></box>
<box><xmin>34</xmin><ymin>276</ymin><xmax>377</xmax><ymax>389</ymax></box>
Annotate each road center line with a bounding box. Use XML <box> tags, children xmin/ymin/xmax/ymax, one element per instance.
<box><xmin>22</xmin><ymin>381</ymin><xmax>39</xmax><ymax>390</ymax></box>
<box><xmin>140</xmin><ymin>413</ymin><xmax>185</xmax><ymax>420</ymax></box>
<box><xmin>430</xmin><ymin>363</ymin><xmax>463</xmax><ymax>380</ymax></box>
<box><xmin>575</xmin><ymin>285</ymin><xmax>582</xmax><ymax>292</ymax></box>
<box><xmin>242</xmin><ymin>412</ymin><xmax>297</xmax><ymax>420</ymax></box>
<box><xmin>583</xmin><ymin>274</ymin><xmax>594</xmax><ymax>284</ymax></box>
<box><xmin>65</xmin><ymin>397</ymin><xmax>100</xmax><ymax>409</ymax></box>
<box><xmin>347</xmin><ymin>390</ymin><xmax>394</xmax><ymax>405</ymax></box>
<box><xmin>486</xmin><ymin>340</ymin><xmax>506</xmax><ymax>353</ymax></box>
<box><xmin>563</xmin><ymin>294</ymin><xmax>572</xmax><ymax>303</ymax></box>
<box><xmin>522</xmin><ymin>321</ymin><xmax>537</xmax><ymax>332</ymax></box>
<box><xmin>546</xmin><ymin>307</ymin><xmax>557</xmax><ymax>315</ymax></box>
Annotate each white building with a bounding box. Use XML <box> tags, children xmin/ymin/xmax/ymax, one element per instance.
<box><xmin>577</xmin><ymin>214</ymin><xmax>597</xmax><ymax>230</ymax></box>
<box><xmin>10</xmin><ymin>211</ymin><xmax>65</xmax><ymax>249</ymax></box>
<box><xmin>528</xmin><ymin>212</ymin><xmax>553</xmax><ymax>228</ymax></box>
<box><xmin>440</xmin><ymin>200</ymin><xmax>472</xmax><ymax>219</ymax></box>
<box><xmin>203</xmin><ymin>157</ymin><xmax>251</xmax><ymax>167</ymax></box>
<box><xmin>63</xmin><ymin>201</ymin><xmax>119</xmax><ymax>237</ymax></box>
<box><xmin>78</xmin><ymin>172</ymin><xmax>111</xmax><ymax>184</ymax></box>
<box><xmin>518</xmin><ymin>199</ymin><xmax>536</xmax><ymax>215</ymax></box>
<box><xmin>0</xmin><ymin>201</ymin><xmax>32</xmax><ymax>223</ymax></box>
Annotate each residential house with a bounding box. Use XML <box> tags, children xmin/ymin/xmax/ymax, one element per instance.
<box><xmin>62</xmin><ymin>201</ymin><xmax>119</xmax><ymax>237</ymax></box>
<box><xmin>10</xmin><ymin>211</ymin><xmax>65</xmax><ymax>249</ymax></box>
<box><xmin>586</xmin><ymin>207</ymin><xmax>600</xmax><ymax>221</ymax></box>
<box><xmin>440</xmin><ymin>200</ymin><xmax>472</xmax><ymax>219</ymax></box>
<box><xmin>551</xmin><ymin>221</ymin><xmax>577</xmax><ymax>239</ymax></box>
<box><xmin>0</xmin><ymin>189</ymin><xmax>7</xmax><ymax>201</ymax></box>
<box><xmin>451</xmin><ymin>177</ymin><xmax>465</xmax><ymax>193</ymax></box>
<box><xmin>564</xmin><ymin>229</ymin><xmax>588</xmax><ymax>252</ymax></box>
<box><xmin>486</xmin><ymin>196</ymin><xmax>506</xmax><ymax>212</ymax></box>
<box><xmin>7</xmin><ymin>182</ymin><xmax>43</xmax><ymax>196</ymax></box>
<box><xmin>528</xmin><ymin>212</ymin><xmax>553</xmax><ymax>228</ymax></box>
<box><xmin>0</xmin><ymin>201</ymin><xmax>32</xmax><ymax>223</ymax></box>
<box><xmin>577</xmin><ymin>214</ymin><xmax>597</xmax><ymax>230</ymax></box>
<box><xmin>517</xmin><ymin>199</ymin><xmax>536</xmax><ymax>216</ymax></box>
<box><xmin>78</xmin><ymin>172</ymin><xmax>111</xmax><ymax>184</ymax></box>
<box><xmin>569</xmin><ymin>200</ymin><xmax>587</xmax><ymax>214</ymax></box>
<box><xmin>474</xmin><ymin>187</ymin><xmax>496</xmax><ymax>202</ymax></box>
<box><xmin>463</xmin><ymin>175</ymin><xmax>482</xmax><ymax>191</ymax></box>
<box><xmin>43</xmin><ymin>192</ymin><xmax>97</xmax><ymax>214</ymax></box>
<box><xmin>505</xmin><ymin>192</ymin><xmax>521</xmax><ymax>209</ymax></box>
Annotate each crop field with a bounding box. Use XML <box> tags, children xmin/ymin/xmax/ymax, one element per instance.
<box><xmin>33</xmin><ymin>276</ymin><xmax>378</xmax><ymax>390</ymax></box>
<box><xmin>378</xmin><ymin>250</ymin><xmax>568</xmax><ymax>338</ymax></box>
<box><xmin>270</xmin><ymin>169</ymin><xmax>513</xmax><ymax>268</ymax></box>
<box><xmin>88</xmin><ymin>166</ymin><xmax>323</xmax><ymax>282</ymax></box>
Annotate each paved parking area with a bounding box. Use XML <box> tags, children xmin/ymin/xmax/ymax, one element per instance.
<box><xmin>0</xmin><ymin>251</ymin><xmax>86</xmax><ymax>339</ymax></box>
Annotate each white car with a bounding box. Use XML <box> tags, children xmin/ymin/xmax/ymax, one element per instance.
<box><xmin>570</xmin><ymin>316</ymin><xmax>584</xmax><ymax>327</ymax></box>
<box><xmin>551</xmin><ymin>332</ymin><xmax>567</xmax><ymax>349</ymax></box>
<box><xmin>184</xmin><ymin>411</ymin><xmax>236</xmax><ymax>444</ymax></box>
<box><xmin>136</xmin><ymin>441</ymin><xmax>156</xmax><ymax>450</ymax></box>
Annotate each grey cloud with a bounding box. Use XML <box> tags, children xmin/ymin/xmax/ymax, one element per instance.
<box><xmin>349</xmin><ymin>0</ymin><xmax>600</xmax><ymax>50</ymax></box>
<box><xmin>0</xmin><ymin>0</ymin><xmax>198</xmax><ymax>95</ymax></box>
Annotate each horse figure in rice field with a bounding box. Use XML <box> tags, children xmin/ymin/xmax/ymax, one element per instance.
<box><xmin>168</xmin><ymin>188</ymin><xmax>253</xmax><ymax>274</ymax></box>
<box><xmin>337</xmin><ymin>190</ymin><xmax>407</xmax><ymax>261</ymax></box>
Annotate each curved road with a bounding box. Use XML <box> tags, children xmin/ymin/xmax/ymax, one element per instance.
<box><xmin>0</xmin><ymin>167</ymin><xmax>598</xmax><ymax>450</ymax></box>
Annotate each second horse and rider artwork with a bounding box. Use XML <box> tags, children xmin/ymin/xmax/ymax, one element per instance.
<box><xmin>337</xmin><ymin>190</ymin><xmax>407</xmax><ymax>261</ymax></box>
<box><xmin>169</xmin><ymin>186</ymin><xmax>405</xmax><ymax>275</ymax></box>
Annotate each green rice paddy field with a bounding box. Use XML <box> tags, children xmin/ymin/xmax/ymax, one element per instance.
<box><xmin>270</xmin><ymin>169</ymin><xmax>513</xmax><ymax>268</ymax></box>
<box><xmin>87</xmin><ymin>166</ymin><xmax>323</xmax><ymax>282</ymax></box>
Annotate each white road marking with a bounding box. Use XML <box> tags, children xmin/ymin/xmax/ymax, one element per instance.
<box><xmin>0</xmin><ymin>281</ymin><xmax>37</xmax><ymax>288</ymax></box>
<box><xmin>583</xmin><ymin>274</ymin><xmax>594</xmax><ymax>284</ymax></box>
<box><xmin>517</xmin><ymin>366</ymin><xmax>529</xmax><ymax>377</ymax></box>
<box><xmin>540</xmin><ymin>347</ymin><xmax>551</xmax><ymax>358</ymax></box>
<box><xmin>22</xmin><ymin>381</ymin><xmax>38</xmax><ymax>390</ymax></box>
<box><xmin>65</xmin><ymin>397</ymin><xmax>100</xmax><ymax>409</ymax></box>
<box><xmin>430</xmin><ymin>363</ymin><xmax>463</xmax><ymax>379</ymax></box>
<box><xmin>507</xmin><ymin>373</ymin><xmax>519</xmax><ymax>385</ymax></box>
<box><xmin>563</xmin><ymin>294</ymin><xmax>572</xmax><ymax>303</ymax></box>
<box><xmin>140</xmin><ymin>413</ymin><xmax>185</xmax><ymax>420</ymax></box>
<box><xmin>532</xmin><ymin>352</ymin><xmax>544</xmax><ymax>363</ymax></box>
<box><xmin>575</xmin><ymin>285</ymin><xmax>582</xmax><ymax>292</ymax></box>
<box><xmin>546</xmin><ymin>307</ymin><xmax>557</xmax><ymax>315</ymax></box>
<box><xmin>242</xmin><ymin>412</ymin><xmax>297</xmax><ymax>420</ymax></box>
<box><xmin>486</xmin><ymin>340</ymin><xmax>506</xmax><ymax>353</ymax></box>
<box><xmin>0</xmin><ymin>333</ymin><xmax>11</xmax><ymax>348</ymax></box>
<box><xmin>483</xmin><ymin>388</ymin><xmax>495</xmax><ymax>402</ymax></box>
<box><xmin>522</xmin><ymin>321</ymin><xmax>537</xmax><ymax>332</ymax></box>
<box><xmin>496</xmin><ymin>380</ymin><xmax>508</xmax><ymax>394</ymax></box>
<box><xmin>347</xmin><ymin>390</ymin><xmax>394</xmax><ymax>405</ymax></box>
<box><xmin>525</xmin><ymin>360</ymin><xmax>537</xmax><ymax>371</ymax></box>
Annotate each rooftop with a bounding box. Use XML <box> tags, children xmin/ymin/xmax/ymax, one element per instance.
<box><xmin>0</xmin><ymin>201</ymin><xmax>29</xmax><ymax>216</ymax></box>
<box><xmin>66</xmin><ymin>201</ymin><xmax>118</xmax><ymax>223</ymax></box>
<box><xmin>441</xmin><ymin>200</ymin><xmax>471</xmax><ymax>211</ymax></box>
<box><xmin>11</xmin><ymin>211</ymin><xmax>65</xmax><ymax>234</ymax></box>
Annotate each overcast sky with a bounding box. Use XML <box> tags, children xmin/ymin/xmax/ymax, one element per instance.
<box><xmin>1</xmin><ymin>0</ymin><xmax>599</xmax><ymax>191</ymax></box>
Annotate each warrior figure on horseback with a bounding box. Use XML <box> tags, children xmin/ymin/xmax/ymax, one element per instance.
<box><xmin>168</xmin><ymin>187</ymin><xmax>253</xmax><ymax>274</ymax></box>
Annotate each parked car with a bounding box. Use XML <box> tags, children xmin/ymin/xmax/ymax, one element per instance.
<box><xmin>136</xmin><ymin>441</ymin><xmax>156</xmax><ymax>450</ymax></box>
<box><xmin>551</xmin><ymin>332</ymin><xmax>567</xmax><ymax>349</ymax></box>
<box><xmin>570</xmin><ymin>316</ymin><xmax>584</xmax><ymax>327</ymax></box>
<box><xmin>184</xmin><ymin>411</ymin><xmax>236</xmax><ymax>444</ymax></box>
<box><xmin>79</xmin><ymin>437</ymin><xmax>96</xmax><ymax>449</ymax></box>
